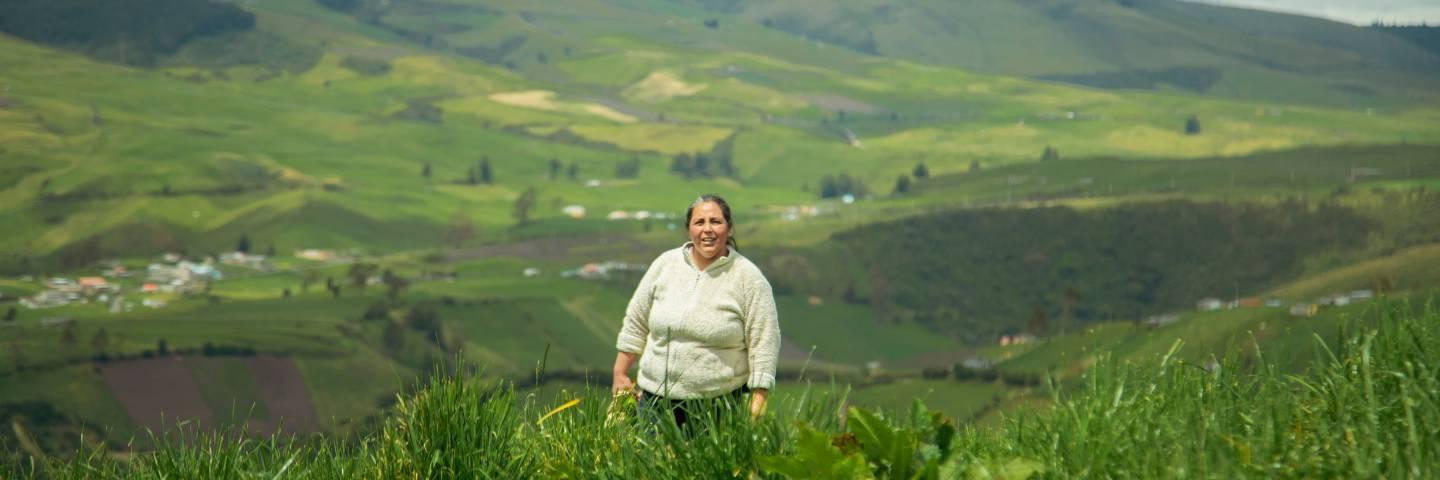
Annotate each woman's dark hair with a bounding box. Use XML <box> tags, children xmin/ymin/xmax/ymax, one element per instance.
<box><xmin>686</xmin><ymin>194</ymin><xmax>738</xmax><ymax>251</ymax></box>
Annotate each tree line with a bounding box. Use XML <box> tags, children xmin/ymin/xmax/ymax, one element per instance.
<box><xmin>0</xmin><ymin>0</ymin><xmax>256</xmax><ymax>67</ymax></box>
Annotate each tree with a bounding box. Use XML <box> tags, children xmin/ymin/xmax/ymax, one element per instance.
<box><xmin>301</xmin><ymin>271</ymin><xmax>320</xmax><ymax>293</ymax></box>
<box><xmin>382</xmin><ymin>269</ymin><xmax>409</xmax><ymax>300</ymax></box>
<box><xmin>819</xmin><ymin>174</ymin><xmax>838</xmax><ymax>199</ymax></box>
<box><xmin>348</xmin><ymin>263</ymin><xmax>378</xmax><ymax>289</ymax></box>
<box><xmin>405</xmin><ymin>304</ymin><xmax>442</xmax><ymax>341</ymax></box>
<box><xmin>566</xmin><ymin>162</ymin><xmax>579</xmax><ymax>181</ymax></box>
<box><xmin>282</xmin><ymin>287</ymin><xmax>291</xmax><ymax>298</ymax></box>
<box><xmin>670</xmin><ymin>153</ymin><xmax>695</xmax><ymax>179</ymax></box>
<box><xmin>913</xmin><ymin>162</ymin><xmax>929</xmax><ymax>179</ymax></box>
<box><xmin>703</xmin><ymin>18</ymin><xmax>720</xmax><ymax>29</ymax></box>
<box><xmin>466</xmin><ymin>166</ymin><xmax>478</xmax><ymax>185</ymax></box>
<box><xmin>615</xmin><ymin>156</ymin><xmax>640</xmax><ymax>179</ymax></box>
<box><xmin>422</xmin><ymin>162</ymin><xmax>432</xmax><ymax>179</ymax></box>
<box><xmin>8</xmin><ymin>340</ymin><xmax>23</xmax><ymax>372</ymax></box>
<box><xmin>3</xmin><ymin>306</ymin><xmax>15</xmax><ymax>322</ymax></box>
<box><xmin>716</xmin><ymin>154</ymin><xmax>735</xmax><ymax>178</ymax></box>
<box><xmin>513</xmin><ymin>187</ymin><xmax>537</xmax><ymax>225</ymax></box>
<box><xmin>236</xmin><ymin>234</ymin><xmax>251</xmax><ymax>253</ymax></box>
<box><xmin>893</xmin><ymin>175</ymin><xmax>912</xmax><ymax>195</ymax></box>
<box><xmin>1026</xmin><ymin>306</ymin><xmax>1048</xmax><ymax>336</ymax></box>
<box><xmin>444</xmin><ymin>210</ymin><xmax>477</xmax><ymax>249</ymax></box>
<box><xmin>969</xmin><ymin>159</ymin><xmax>981</xmax><ymax>173</ymax></box>
<box><xmin>1041</xmin><ymin>145</ymin><xmax>1060</xmax><ymax>162</ymax></box>
<box><xmin>382</xmin><ymin>321</ymin><xmax>405</xmax><ymax>351</ymax></box>
<box><xmin>157</xmin><ymin>338</ymin><xmax>169</xmax><ymax>356</ymax></box>
<box><xmin>362</xmin><ymin>300</ymin><xmax>389</xmax><ymax>321</ymax></box>
<box><xmin>693</xmin><ymin>153</ymin><xmax>710</xmax><ymax>177</ymax></box>
<box><xmin>60</xmin><ymin>322</ymin><xmax>77</xmax><ymax>348</ymax></box>
<box><xmin>1060</xmin><ymin>287</ymin><xmax>1081</xmax><ymax>334</ymax></box>
<box><xmin>548</xmin><ymin>158</ymin><xmax>561</xmax><ymax>180</ymax></box>
<box><xmin>1185</xmin><ymin>115</ymin><xmax>1201</xmax><ymax>135</ymax></box>
<box><xmin>480</xmin><ymin>157</ymin><xmax>493</xmax><ymax>184</ymax></box>
<box><xmin>91</xmin><ymin>328</ymin><xmax>110</xmax><ymax>352</ymax></box>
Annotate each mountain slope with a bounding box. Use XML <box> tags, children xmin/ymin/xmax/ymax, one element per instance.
<box><xmin>651</xmin><ymin>0</ymin><xmax>1440</xmax><ymax>106</ymax></box>
<box><xmin>2</xmin><ymin>0</ymin><xmax>1440</xmax><ymax>266</ymax></box>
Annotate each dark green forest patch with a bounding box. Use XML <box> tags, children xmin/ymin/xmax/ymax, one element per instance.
<box><xmin>770</xmin><ymin>200</ymin><xmax>1376</xmax><ymax>342</ymax></box>
<box><xmin>0</xmin><ymin>0</ymin><xmax>255</xmax><ymax>67</ymax></box>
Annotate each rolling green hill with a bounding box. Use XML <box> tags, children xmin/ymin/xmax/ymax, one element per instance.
<box><xmin>658</xmin><ymin>0</ymin><xmax>1440</xmax><ymax>107</ymax></box>
<box><xmin>4</xmin><ymin>11</ymin><xmax>1439</xmax><ymax>268</ymax></box>
<box><xmin>3</xmin><ymin>0</ymin><xmax>1440</xmax><ymax>459</ymax></box>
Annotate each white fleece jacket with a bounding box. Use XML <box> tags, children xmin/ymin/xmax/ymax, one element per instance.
<box><xmin>616</xmin><ymin>242</ymin><xmax>781</xmax><ymax>399</ymax></box>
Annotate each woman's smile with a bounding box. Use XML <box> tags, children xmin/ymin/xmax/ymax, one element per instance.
<box><xmin>688</xmin><ymin>201</ymin><xmax>730</xmax><ymax>266</ymax></box>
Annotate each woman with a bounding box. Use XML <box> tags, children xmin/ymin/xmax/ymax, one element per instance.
<box><xmin>612</xmin><ymin>194</ymin><xmax>780</xmax><ymax>425</ymax></box>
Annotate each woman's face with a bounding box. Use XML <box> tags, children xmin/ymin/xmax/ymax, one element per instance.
<box><xmin>688</xmin><ymin>201</ymin><xmax>730</xmax><ymax>261</ymax></box>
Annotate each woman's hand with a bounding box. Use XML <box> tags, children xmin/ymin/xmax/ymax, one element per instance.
<box><xmin>612</xmin><ymin>373</ymin><xmax>636</xmax><ymax>396</ymax></box>
<box><xmin>748</xmin><ymin>388</ymin><xmax>768</xmax><ymax>421</ymax></box>
<box><xmin>612</xmin><ymin>351</ymin><xmax>640</xmax><ymax>397</ymax></box>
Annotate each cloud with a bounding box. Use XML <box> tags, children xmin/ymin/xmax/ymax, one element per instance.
<box><xmin>1194</xmin><ymin>0</ymin><xmax>1440</xmax><ymax>25</ymax></box>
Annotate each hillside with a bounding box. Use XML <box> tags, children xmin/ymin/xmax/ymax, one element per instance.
<box><xmin>4</xmin><ymin>4</ymin><xmax>1440</xmax><ymax>268</ymax></box>
<box><xmin>657</xmin><ymin>0</ymin><xmax>1440</xmax><ymax>107</ymax></box>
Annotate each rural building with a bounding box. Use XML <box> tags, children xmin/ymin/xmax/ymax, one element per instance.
<box><xmin>77</xmin><ymin>277</ymin><xmax>115</xmax><ymax>294</ymax></box>
<box><xmin>1146</xmin><ymin>314</ymin><xmax>1180</xmax><ymax>328</ymax></box>
<box><xmin>21</xmin><ymin>290</ymin><xmax>70</xmax><ymax>309</ymax></box>
<box><xmin>220</xmin><ymin>252</ymin><xmax>269</xmax><ymax>269</ymax></box>
<box><xmin>562</xmin><ymin>205</ymin><xmax>586</xmax><ymax>219</ymax></box>
<box><xmin>295</xmin><ymin>249</ymin><xmax>338</xmax><ymax>261</ymax></box>
<box><xmin>961</xmin><ymin>358</ymin><xmax>995</xmax><ymax>370</ymax></box>
<box><xmin>999</xmin><ymin>334</ymin><xmax>1038</xmax><ymax>346</ymax></box>
<box><xmin>147</xmin><ymin>263</ymin><xmax>192</xmax><ymax>284</ymax></box>
<box><xmin>1196</xmin><ymin>298</ymin><xmax>1223</xmax><ymax>311</ymax></box>
<box><xmin>1289</xmin><ymin>303</ymin><xmax>1318</xmax><ymax>317</ymax></box>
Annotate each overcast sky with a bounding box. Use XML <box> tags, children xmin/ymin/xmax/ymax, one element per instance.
<box><xmin>1193</xmin><ymin>0</ymin><xmax>1440</xmax><ymax>25</ymax></box>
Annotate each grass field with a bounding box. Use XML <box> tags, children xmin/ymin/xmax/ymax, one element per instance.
<box><xmin>4</xmin><ymin>0</ymin><xmax>1440</xmax><ymax>465</ymax></box>
<box><xmin>20</xmin><ymin>302</ymin><xmax>1438</xmax><ymax>478</ymax></box>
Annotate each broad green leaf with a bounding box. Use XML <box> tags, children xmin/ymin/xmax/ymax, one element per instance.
<box><xmin>848</xmin><ymin>407</ymin><xmax>919</xmax><ymax>480</ymax></box>
<box><xmin>759</xmin><ymin>424</ymin><xmax>872</xmax><ymax>480</ymax></box>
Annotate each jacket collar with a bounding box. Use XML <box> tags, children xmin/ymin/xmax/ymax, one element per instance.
<box><xmin>680</xmin><ymin>241</ymin><xmax>733</xmax><ymax>272</ymax></box>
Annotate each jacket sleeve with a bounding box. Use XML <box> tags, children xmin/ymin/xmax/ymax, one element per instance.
<box><xmin>615</xmin><ymin>256</ymin><xmax>663</xmax><ymax>354</ymax></box>
<box><xmin>742</xmin><ymin>270</ymin><xmax>781</xmax><ymax>390</ymax></box>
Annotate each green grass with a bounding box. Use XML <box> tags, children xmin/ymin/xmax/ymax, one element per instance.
<box><xmin>996</xmin><ymin>321</ymin><xmax>1138</xmax><ymax>379</ymax></box>
<box><xmin>1268</xmin><ymin>244</ymin><xmax>1440</xmax><ymax>301</ymax></box>
<box><xmin>186</xmin><ymin>358</ymin><xmax>272</xmax><ymax>425</ymax></box>
<box><xmin>914</xmin><ymin>144</ymin><xmax>1440</xmax><ymax>206</ymax></box>
<box><xmin>844</xmin><ymin>379</ymin><xmax>1007</xmax><ymax>422</ymax></box>
<box><xmin>21</xmin><ymin>300</ymin><xmax>1440</xmax><ymax>478</ymax></box>
<box><xmin>776</xmin><ymin>296</ymin><xmax>958</xmax><ymax>365</ymax></box>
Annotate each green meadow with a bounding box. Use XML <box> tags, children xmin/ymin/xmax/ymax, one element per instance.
<box><xmin>3</xmin><ymin>0</ymin><xmax>1440</xmax><ymax>472</ymax></box>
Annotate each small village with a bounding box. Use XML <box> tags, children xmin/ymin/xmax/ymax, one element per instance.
<box><xmin>4</xmin><ymin>250</ymin><xmax>349</xmax><ymax>315</ymax></box>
